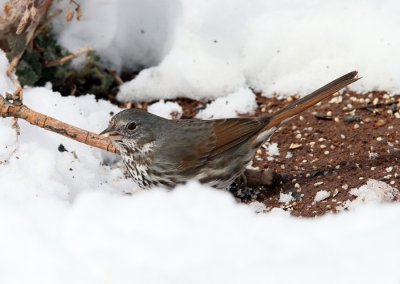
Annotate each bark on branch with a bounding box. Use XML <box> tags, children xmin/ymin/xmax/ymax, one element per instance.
<box><xmin>0</xmin><ymin>95</ymin><xmax>119</xmax><ymax>154</ymax></box>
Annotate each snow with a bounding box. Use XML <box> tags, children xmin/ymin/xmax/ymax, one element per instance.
<box><xmin>51</xmin><ymin>0</ymin><xmax>181</xmax><ymax>72</ymax></box>
<box><xmin>0</xmin><ymin>53</ymin><xmax>15</xmax><ymax>93</ymax></box>
<box><xmin>266</xmin><ymin>142</ymin><xmax>280</xmax><ymax>158</ymax></box>
<box><xmin>279</xmin><ymin>192</ymin><xmax>295</xmax><ymax>204</ymax></box>
<box><xmin>314</xmin><ymin>190</ymin><xmax>331</xmax><ymax>202</ymax></box>
<box><xmin>52</xmin><ymin>0</ymin><xmax>400</xmax><ymax>103</ymax></box>
<box><xmin>2</xmin><ymin>1</ymin><xmax>400</xmax><ymax>282</ymax></box>
<box><xmin>147</xmin><ymin>100</ymin><xmax>183</xmax><ymax>119</ymax></box>
<box><xmin>338</xmin><ymin>179</ymin><xmax>400</xmax><ymax>211</ymax></box>
<box><xmin>196</xmin><ymin>87</ymin><xmax>257</xmax><ymax>119</ymax></box>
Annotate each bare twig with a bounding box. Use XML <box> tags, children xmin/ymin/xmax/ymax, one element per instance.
<box><xmin>45</xmin><ymin>47</ymin><xmax>92</xmax><ymax>67</ymax></box>
<box><xmin>0</xmin><ymin>95</ymin><xmax>119</xmax><ymax>154</ymax></box>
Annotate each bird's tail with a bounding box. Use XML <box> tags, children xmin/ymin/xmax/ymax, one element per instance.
<box><xmin>263</xmin><ymin>71</ymin><xmax>360</xmax><ymax>129</ymax></box>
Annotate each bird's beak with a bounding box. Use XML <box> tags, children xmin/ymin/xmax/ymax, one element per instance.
<box><xmin>99</xmin><ymin>127</ymin><xmax>123</xmax><ymax>141</ymax></box>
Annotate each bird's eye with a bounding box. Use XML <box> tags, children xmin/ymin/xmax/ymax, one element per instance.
<box><xmin>126</xmin><ymin>122</ymin><xmax>137</xmax><ymax>131</ymax></box>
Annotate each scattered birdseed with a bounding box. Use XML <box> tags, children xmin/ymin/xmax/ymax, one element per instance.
<box><xmin>294</xmin><ymin>183</ymin><xmax>300</xmax><ymax>189</ymax></box>
<box><xmin>342</xmin><ymin>184</ymin><xmax>349</xmax><ymax>190</ymax></box>
<box><xmin>329</xmin><ymin>96</ymin><xmax>343</xmax><ymax>104</ymax></box>
<box><xmin>354</xmin><ymin>123</ymin><xmax>360</xmax><ymax>129</ymax></box>
<box><xmin>368</xmin><ymin>151</ymin><xmax>379</xmax><ymax>160</ymax></box>
<box><xmin>390</xmin><ymin>181</ymin><xmax>396</xmax><ymax>185</ymax></box>
<box><xmin>375</xmin><ymin>119</ymin><xmax>386</xmax><ymax>127</ymax></box>
<box><xmin>320</xmin><ymin>144</ymin><xmax>326</xmax><ymax>148</ymax></box>
<box><xmin>289</xmin><ymin>143</ymin><xmax>302</xmax><ymax>149</ymax></box>
<box><xmin>314</xmin><ymin>114</ymin><xmax>333</xmax><ymax>120</ymax></box>
<box><xmin>314</xmin><ymin>182</ymin><xmax>324</xmax><ymax>187</ymax></box>
<box><xmin>340</xmin><ymin>134</ymin><xmax>346</xmax><ymax>139</ymax></box>
<box><xmin>333</xmin><ymin>188</ymin><xmax>339</xmax><ymax>197</ymax></box>
<box><xmin>386</xmin><ymin>166</ymin><xmax>393</xmax><ymax>173</ymax></box>
<box><xmin>376</xmin><ymin>137</ymin><xmax>383</xmax><ymax>141</ymax></box>
<box><xmin>324</xmin><ymin>150</ymin><xmax>330</xmax><ymax>155</ymax></box>
<box><xmin>314</xmin><ymin>190</ymin><xmax>330</xmax><ymax>202</ymax></box>
<box><xmin>295</xmin><ymin>133</ymin><xmax>302</xmax><ymax>139</ymax></box>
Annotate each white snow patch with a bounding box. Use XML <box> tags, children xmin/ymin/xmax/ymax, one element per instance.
<box><xmin>314</xmin><ymin>190</ymin><xmax>331</xmax><ymax>202</ymax></box>
<box><xmin>285</xmin><ymin>151</ymin><xmax>293</xmax><ymax>159</ymax></box>
<box><xmin>266</xmin><ymin>142</ymin><xmax>280</xmax><ymax>161</ymax></box>
<box><xmin>196</xmin><ymin>87</ymin><xmax>257</xmax><ymax>119</ymax></box>
<box><xmin>338</xmin><ymin>179</ymin><xmax>399</xmax><ymax>211</ymax></box>
<box><xmin>147</xmin><ymin>100</ymin><xmax>183</xmax><ymax>119</ymax></box>
<box><xmin>248</xmin><ymin>201</ymin><xmax>267</xmax><ymax>213</ymax></box>
<box><xmin>0</xmin><ymin>51</ymin><xmax>16</xmax><ymax>93</ymax></box>
<box><xmin>279</xmin><ymin>192</ymin><xmax>295</xmax><ymax>204</ymax></box>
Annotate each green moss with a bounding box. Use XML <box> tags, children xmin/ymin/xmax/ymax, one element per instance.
<box><xmin>14</xmin><ymin>26</ymin><xmax>115</xmax><ymax>99</ymax></box>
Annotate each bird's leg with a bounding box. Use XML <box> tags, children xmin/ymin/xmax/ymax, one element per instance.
<box><xmin>236</xmin><ymin>172</ymin><xmax>248</xmax><ymax>188</ymax></box>
<box><xmin>244</xmin><ymin>168</ymin><xmax>276</xmax><ymax>187</ymax></box>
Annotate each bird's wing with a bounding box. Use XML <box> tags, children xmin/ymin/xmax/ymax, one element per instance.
<box><xmin>208</xmin><ymin>118</ymin><xmax>264</xmax><ymax>157</ymax></box>
<box><xmin>155</xmin><ymin>118</ymin><xmax>263</xmax><ymax>172</ymax></box>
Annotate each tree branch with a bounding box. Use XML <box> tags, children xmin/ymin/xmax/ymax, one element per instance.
<box><xmin>0</xmin><ymin>95</ymin><xmax>119</xmax><ymax>154</ymax></box>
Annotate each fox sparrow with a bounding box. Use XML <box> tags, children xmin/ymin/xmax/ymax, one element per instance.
<box><xmin>100</xmin><ymin>71</ymin><xmax>359</xmax><ymax>189</ymax></box>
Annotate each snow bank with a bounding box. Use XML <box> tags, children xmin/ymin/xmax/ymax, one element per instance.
<box><xmin>51</xmin><ymin>0</ymin><xmax>181</xmax><ymax>72</ymax></box>
<box><xmin>1</xmin><ymin>180</ymin><xmax>400</xmax><ymax>283</ymax></box>
<box><xmin>52</xmin><ymin>0</ymin><xmax>400</xmax><ymax>102</ymax></box>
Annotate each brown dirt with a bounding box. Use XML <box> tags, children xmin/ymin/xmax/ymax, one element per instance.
<box><xmin>134</xmin><ymin>90</ymin><xmax>400</xmax><ymax>217</ymax></box>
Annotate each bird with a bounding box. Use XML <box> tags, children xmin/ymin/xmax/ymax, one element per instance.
<box><xmin>100</xmin><ymin>71</ymin><xmax>359</xmax><ymax>189</ymax></box>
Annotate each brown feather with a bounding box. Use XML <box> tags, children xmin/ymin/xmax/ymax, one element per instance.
<box><xmin>209</xmin><ymin>118</ymin><xmax>264</xmax><ymax>157</ymax></box>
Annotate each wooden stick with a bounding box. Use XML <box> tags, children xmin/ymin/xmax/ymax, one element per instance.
<box><xmin>45</xmin><ymin>47</ymin><xmax>92</xmax><ymax>68</ymax></box>
<box><xmin>0</xmin><ymin>95</ymin><xmax>119</xmax><ymax>154</ymax></box>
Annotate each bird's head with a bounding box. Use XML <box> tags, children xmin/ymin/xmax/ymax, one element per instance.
<box><xmin>100</xmin><ymin>109</ymin><xmax>164</xmax><ymax>150</ymax></box>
